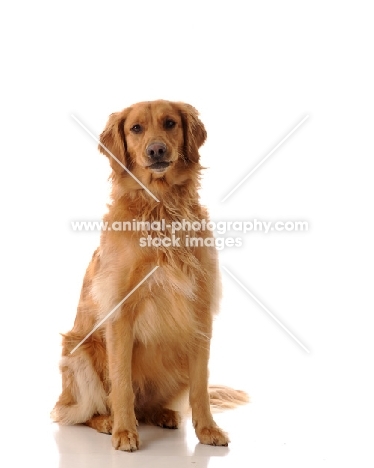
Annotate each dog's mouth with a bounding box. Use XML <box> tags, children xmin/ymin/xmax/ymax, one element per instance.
<box><xmin>147</xmin><ymin>161</ymin><xmax>171</xmax><ymax>172</ymax></box>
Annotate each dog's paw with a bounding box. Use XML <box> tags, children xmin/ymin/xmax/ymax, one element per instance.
<box><xmin>156</xmin><ymin>408</ymin><xmax>181</xmax><ymax>429</ymax></box>
<box><xmin>86</xmin><ymin>415</ymin><xmax>112</xmax><ymax>434</ymax></box>
<box><xmin>112</xmin><ymin>430</ymin><xmax>140</xmax><ymax>452</ymax></box>
<box><xmin>196</xmin><ymin>425</ymin><xmax>230</xmax><ymax>446</ymax></box>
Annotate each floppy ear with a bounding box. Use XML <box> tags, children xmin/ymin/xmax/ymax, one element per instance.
<box><xmin>98</xmin><ymin>108</ymin><xmax>132</xmax><ymax>173</ymax></box>
<box><xmin>178</xmin><ymin>103</ymin><xmax>207</xmax><ymax>163</ymax></box>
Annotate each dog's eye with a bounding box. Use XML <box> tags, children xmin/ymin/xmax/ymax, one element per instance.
<box><xmin>130</xmin><ymin>124</ymin><xmax>142</xmax><ymax>134</ymax></box>
<box><xmin>164</xmin><ymin>119</ymin><xmax>176</xmax><ymax>129</ymax></box>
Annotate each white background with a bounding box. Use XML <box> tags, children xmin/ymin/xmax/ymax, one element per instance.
<box><xmin>1</xmin><ymin>1</ymin><xmax>373</xmax><ymax>466</ymax></box>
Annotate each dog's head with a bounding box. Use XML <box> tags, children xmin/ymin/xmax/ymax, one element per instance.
<box><xmin>98</xmin><ymin>100</ymin><xmax>206</xmax><ymax>183</ymax></box>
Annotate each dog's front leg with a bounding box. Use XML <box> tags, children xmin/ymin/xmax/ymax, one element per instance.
<box><xmin>106</xmin><ymin>316</ymin><xmax>139</xmax><ymax>451</ymax></box>
<box><xmin>189</xmin><ymin>336</ymin><xmax>230</xmax><ymax>446</ymax></box>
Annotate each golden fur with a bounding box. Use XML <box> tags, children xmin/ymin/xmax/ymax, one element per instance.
<box><xmin>52</xmin><ymin>100</ymin><xmax>248</xmax><ymax>451</ymax></box>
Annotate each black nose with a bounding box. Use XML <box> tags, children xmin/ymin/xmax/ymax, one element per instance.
<box><xmin>146</xmin><ymin>142</ymin><xmax>167</xmax><ymax>160</ymax></box>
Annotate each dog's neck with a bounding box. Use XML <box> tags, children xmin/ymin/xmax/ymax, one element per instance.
<box><xmin>108</xmin><ymin>171</ymin><xmax>203</xmax><ymax>222</ymax></box>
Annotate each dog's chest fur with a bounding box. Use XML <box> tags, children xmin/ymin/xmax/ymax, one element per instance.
<box><xmin>132</xmin><ymin>264</ymin><xmax>199</xmax><ymax>347</ymax></box>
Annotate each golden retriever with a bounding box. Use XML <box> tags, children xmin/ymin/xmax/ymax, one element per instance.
<box><xmin>52</xmin><ymin>100</ymin><xmax>248</xmax><ymax>451</ymax></box>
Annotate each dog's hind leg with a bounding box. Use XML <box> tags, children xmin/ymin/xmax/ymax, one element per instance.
<box><xmin>51</xmin><ymin>352</ymin><xmax>107</xmax><ymax>425</ymax></box>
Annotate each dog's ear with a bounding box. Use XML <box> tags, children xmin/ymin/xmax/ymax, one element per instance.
<box><xmin>98</xmin><ymin>108</ymin><xmax>132</xmax><ymax>173</ymax></box>
<box><xmin>177</xmin><ymin>103</ymin><xmax>207</xmax><ymax>163</ymax></box>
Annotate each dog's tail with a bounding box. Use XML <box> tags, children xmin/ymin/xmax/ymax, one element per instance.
<box><xmin>209</xmin><ymin>385</ymin><xmax>250</xmax><ymax>411</ymax></box>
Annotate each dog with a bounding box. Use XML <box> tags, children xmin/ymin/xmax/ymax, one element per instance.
<box><xmin>52</xmin><ymin>100</ymin><xmax>248</xmax><ymax>451</ymax></box>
